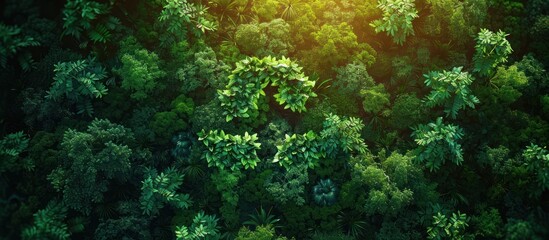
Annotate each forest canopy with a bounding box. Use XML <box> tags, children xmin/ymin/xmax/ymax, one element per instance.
<box><xmin>1</xmin><ymin>0</ymin><xmax>549</xmax><ymax>239</ymax></box>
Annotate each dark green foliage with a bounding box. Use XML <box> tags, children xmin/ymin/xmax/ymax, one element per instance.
<box><xmin>504</xmin><ymin>218</ymin><xmax>543</xmax><ymax>240</ymax></box>
<box><xmin>48</xmin><ymin>119</ymin><xmax>135</xmax><ymax>215</ymax></box>
<box><xmin>139</xmin><ymin>167</ymin><xmax>192</xmax><ymax>216</ymax></box>
<box><xmin>94</xmin><ymin>216</ymin><xmax>151</xmax><ymax>240</ymax></box>
<box><xmin>522</xmin><ymin>144</ymin><xmax>549</xmax><ymax>191</ymax></box>
<box><xmin>4</xmin><ymin>1</ymin><xmax>549</xmax><ymax>239</ymax></box>
<box><xmin>0</xmin><ymin>131</ymin><xmax>31</xmax><ymax>173</ymax></box>
<box><xmin>388</xmin><ymin>94</ymin><xmax>427</xmax><ymax>130</ymax></box>
<box><xmin>423</xmin><ymin>67</ymin><xmax>479</xmax><ymax>119</ymax></box>
<box><xmin>412</xmin><ymin>117</ymin><xmax>464</xmax><ymax>171</ymax></box>
<box><xmin>46</xmin><ymin>57</ymin><xmax>108</xmax><ymax>116</ymax></box>
<box><xmin>150</xmin><ymin>111</ymin><xmax>188</xmax><ymax>141</ymax></box>
<box><xmin>312</xmin><ymin>179</ymin><xmax>338</xmax><ymax>206</ymax></box>
<box><xmin>334</xmin><ymin>62</ymin><xmax>375</xmax><ymax>96</ymax></box>
<box><xmin>471</xmin><ymin>208</ymin><xmax>503</xmax><ymax>238</ymax></box>
<box><xmin>171</xmin><ymin>132</ymin><xmax>195</xmax><ymax>161</ymax></box>
<box><xmin>259</xmin><ymin>118</ymin><xmax>292</xmax><ymax>156</ymax></box>
<box><xmin>175</xmin><ymin>211</ymin><xmax>221</xmax><ymax>240</ymax></box>
<box><xmin>310</xmin><ymin>232</ymin><xmax>355</xmax><ymax>240</ymax></box>
<box><xmin>0</xmin><ymin>23</ymin><xmax>40</xmax><ymax>71</ymax></box>
<box><xmin>22</xmin><ymin>201</ymin><xmax>70</xmax><ymax>240</ymax></box>
<box><xmin>243</xmin><ymin>207</ymin><xmax>280</xmax><ymax>228</ymax></box>
<box><xmin>210</xmin><ymin>169</ymin><xmax>241</xmax><ymax>227</ymax></box>
<box><xmin>171</xmin><ymin>41</ymin><xmax>231</xmax><ymax>93</ymax></box>
<box><xmin>62</xmin><ymin>0</ymin><xmax>120</xmax><ymax>43</ymax></box>
<box><xmin>265</xmin><ymin>164</ymin><xmax>309</xmax><ymax>206</ymax></box>
<box><xmin>198</xmin><ymin>130</ymin><xmax>261</xmax><ymax>171</ymax></box>
<box><xmin>473</xmin><ymin>29</ymin><xmax>513</xmax><ymax>77</ymax></box>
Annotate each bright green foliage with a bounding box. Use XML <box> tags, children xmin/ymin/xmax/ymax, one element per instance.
<box><xmin>158</xmin><ymin>0</ymin><xmax>216</xmax><ymax>37</ymax></box>
<box><xmin>265</xmin><ymin>164</ymin><xmax>309</xmax><ymax>206</ymax></box>
<box><xmin>115</xmin><ymin>46</ymin><xmax>166</xmax><ymax>100</ymax></box>
<box><xmin>312</xmin><ymin>179</ymin><xmax>338</xmax><ymax>206</ymax></box>
<box><xmin>252</xmin><ymin>0</ymin><xmax>278</xmax><ymax>21</ymax></box>
<box><xmin>62</xmin><ymin>0</ymin><xmax>120</xmax><ymax>43</ymax></box>
<box><xmin>0</xmin><ymin>23</ymin><xmax>40</xmax><ymax>70</ymax></box>
<box><xmin>48</xmin><ymin>119</ymin><xmax>135</xmax><ymax>215</ymax></box>
<box><xmin>427</xmin><ymin>211</ymin><xmax>469</xmax><ymax>240</ymax></box>
<box><xmin>473</xmin><ymin>29</ymin><xmax>513</xmax><ymax>77</ymax></box>
<box><xmin>235</xmin><ymin>19</ymin><xmax>294</xmax><ymax>57</ymax></box>
<box><xmin>360</xmin><ymin>84</ymin><xmax>391</xmax><ymax>115</ymax></box>
<box><xmin>310</xmin><ymin>23</ymin><xmax>376</xmax><ymax>69</ymax></box>
<box><xmin>273</xmin><ymin>131</ymin><xmax>321</xmax><ymax>170</ymax></box>
<box><xmin>237</xmin><ymin>225</ymin><xmax>288</xmax><ymax>240</ymax></box>
<box><xmin>0</xmin><ymin>131</ymin><xmax>30</xmax><ymax>173</ymax></box>
<box><xmin>412</xmin><ymin>117</ymin><xmax>464</xmax><ymax>171</ymax></box>
<box><xmin>488</xmin><ymin>65</ymin><xmax>528</xmax><ymax>104</ymax></box>
<box><xmin>320</xmin><ymin>114</ymin><xmax>368</xmax><ymax>157</ymax></box>
<box><xmin>334</xmin><ymin>62</ymin><xmax>375</xmax><ymax>96</ymax></box>
<box><xmin>370</xmin><ymin>0</ymin><xmax>419</xmax><ymax>45</ymax></box>
<box><xmin>349</xmin><ymin>152</ymin><xmax>416</xmax><ymax>216</ymax></box>
<box><xmin>218</xmin><ymin>56</ymin><xmax>317</xmax><ymax>122</ymax></box>
<box><xmin>171</xmin><ymin>94</ymin><xmax>195</xmax><ymax>117</ymax></box>
<box><xmin>522</xmin><ymin>144</ymin><xmax>549</xmax><ymax>191</ymax></box>
<box><xmin>175</xmin><ymin>211</ymin><xmax>221</xmax><ymax>240</ymax></box>
<box><xmin>243</xmin><ymin>207</ymin><xmax>280</xmax><ymax>227</ymax></box>
<box><xmin>423</xmin><ymin>67</ymin><xmax>479</xmax><ymax>119</ymax></box>
<box><xmin>198</xmin><ymin>130</ymin><xmax>261</xmax><ymax>171</ymax></box>
<box><xmin>140</xmin><ymin>167</ymin><xmax>192</xmax><ymax>216</ymax></box>
<box><xmin>46</xmin><ymin>57</ymin><xmax>108</xmax><ymax>116</ymax></box>
<box><xmin>22</xmin><ymin>201</ymin><xmax>70</xmax><ymax>240</ymax></box>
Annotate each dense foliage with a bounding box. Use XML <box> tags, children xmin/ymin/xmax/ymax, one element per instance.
<box><xmin>1</xmin><ymin>0</ymin><xmax>549</xmax><ymax>239</ymax></box>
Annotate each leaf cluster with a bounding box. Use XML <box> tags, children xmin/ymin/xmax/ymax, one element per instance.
<box><xmin>175</xmin><ymin>211</ymin><xmax>221</xmax><ymax>240</ymax></box>
<box><xmin>218</xmin><ymin>56</ymin><xmax>316</xmax><ymax>122</ymax></box>
<box><xmin>370</xmin><ymin>0</ymin><xmax>419</xmax><ymax>45</ymax></box>
<box><xmin>412</xmin><ymin>117</ymin><xmax>464</xmax><ymax>171</ymax></box>
<box><xmin>423</xmin><ymin>67</ymin><xmax>479</xmax><ymax>119</ymax></box>
<box><xmin>473</xmin><ymin>28</ymin><xmax>513</xmax><ymax>77</ymax></box>
<box><xmin>140</xmin><ymin>167</ymin><xmax>192</xmax><ymax>216</ymax></box>
<box><xmin>198</xmin><ymin>129</ymin><xmax>261</xmax><ymax>171</ymax></box>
